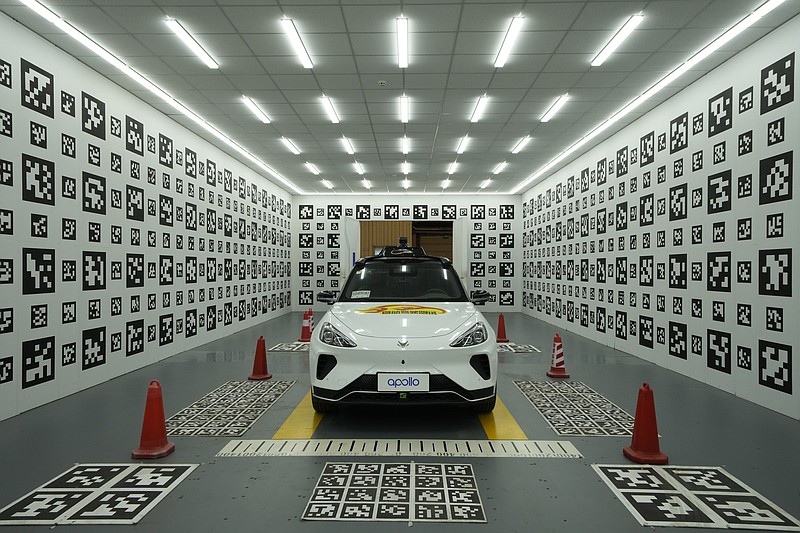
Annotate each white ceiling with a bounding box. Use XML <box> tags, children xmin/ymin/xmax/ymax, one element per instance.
<box><xmin>2</xmin><ymin>0</ymin><xmax>798</xmax><ymax>194</ymax></box>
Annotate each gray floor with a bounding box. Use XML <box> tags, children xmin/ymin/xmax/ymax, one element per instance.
<box><xmin>1</xmin><ymin>312</ymin><xmax>798</xmax><ymax>532</ymax></box>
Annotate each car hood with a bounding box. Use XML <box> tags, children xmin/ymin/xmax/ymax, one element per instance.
<box><xmin>330</xmin><ymin>302</ymin><xmax>479</xmax><ymax>338</ymax></box>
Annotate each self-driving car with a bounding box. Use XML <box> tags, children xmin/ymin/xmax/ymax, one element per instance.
<box><xmin>310</xmin><ymin>239</ymin><xmax>497</xmax><ymax>413</ymax></box>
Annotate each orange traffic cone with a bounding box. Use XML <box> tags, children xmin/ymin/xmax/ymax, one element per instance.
<box><xmin>298</xmin><ymin>310</ymin><xmax>312</xmax><ymax>342</ymax></box>
<box><xmin>496</xmin><ymin>313</ymin><xmax>510</xmax><ymax>343</ymax></box>
<box><xmin>132</xmin><ymin>380</ymin><xmax>175</xmax><ymax>459</ymax></box>
<box><xmin>546</xmin><ymin>333</ymin><xmax>570</xmax><ymax>378</ymax></box>
<box><xmin>308</xmin><ymin>308</ymin><xmax>315</xmax><ymax>331</ymax></box>
<box><xmin>248</xmin><ymin>336</ymin><xmax>272</xmax><ymax>380</ymax></box>
<box><xmin>623</xmin><ymin>382</ymin><xmax>668</xmax><ymax>464</ymax></box>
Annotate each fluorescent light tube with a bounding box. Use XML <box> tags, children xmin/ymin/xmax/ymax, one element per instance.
<box><xmin>541</xmin><ymin>93</ymin><xmax>569</xmax><ymax>122</ymax></box>
<box><xmin>402</xmin><ymin>161</ymin><xmax>410</xmax><ymax>175</ymax></box>
<box><xmin>241</xmin><ymin>96</ymin><xmax>270</xmax><ymax>123</ymax></box>
<box><xmin>354</xmin><ymin>162</ymin><xmax>365</xmax><ymax>175</ymax></box>
<box><xmin>341</xmin><ymin>136</ymin><xmax>355</xmax><ymax>154</ymax></box>
<box><xmin>456</xmin><ymin>135</ymin><xmax>470</xmax><ymax>154</ymax></box>
<box><xmin>470</xmin><ymin>94</ymin><xmax>489</xmax><ymax>123</ymax></box>
<box><xmin>442</xmin><ymin>179</ymin><xmax>451</xmax><ymax>189</ymax></box>
<box><xmin>321</xmin><ymin>179</ymin><xmax>333</xmax><ymax>189</ymax></box>
<box><xmin>480</xmin><ymin>179</ymin><xmax>492</xmax><ymax>189</ymax></box>
<box><xmin>511</xmin><ymin>135</ymin><xmax>530</xmax><ymax>154</ymax></box>
<box><xmin>165</xmin><ymin>18</ymin><xmax>218</xmax><ymax>69</ymax></box>
<box><xmin>306</xmin><ymin>162</ymin><xmax>320</xmax><ymax>175</ymax></box>
<box><xmin>447</xmin><ymin>162</ymin><xmax>458</xmax><ymax>175</ymax></box>
<box><xmin>362</xmin><ymin>179</ymin><xmax>371</xmax><ymax>189</ymax></box>
<box><xmin>493</xmin><ymin>161</ymin><xmax>507</xmax><ymax>174</ymax></box>
<box><xmin>281</xmin><ymin>18</ymin><xmax>313</xmax><ymax>68</ymax></box>
<box><xmin>401</xmin><ymin>136</ymin><xmax>410</xmax><ymax>155</ymax></box>
<box><xmin>495</xmin><ymin>16</ymin><xmax>524</xmax><ymax>68</ymax></box>
<box><xmin>400</xmin><ymin>94</ymin><xmax>410</xmax><ymax>123</ymax></box>
<box><xmin>281</xmin><ymin>137</ymin><xmax>301</xmax><ymax>155</ymax></box>
<box><xmin>591</xmin><ymin>15</ymin><xmax>644</xmax><ymax>67</ymax></box>
<box><xmin>321</xmin><ymin>95</ymin><xmax>340</xmax><ymax>123</ymax></box>
<box><xmin>397</xmin><ymin>17</ymin><xmax>409</xmax><ymax>68</ymax></box>
<box><xmin>402</xmin><ymin>179</ymin><xmax>410</xmax><ymax>189</ymax></box>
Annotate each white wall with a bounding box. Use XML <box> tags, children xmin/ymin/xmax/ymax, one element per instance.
<box><xmin>291</xmin><ymin>195</ymin><xmax>521</xmax><ymax>314</ymax></box>
<box><xmin>521</xmin><ymin>16</ymin><xmax>799</xmax><ymax>419</ymax></box>
<box><xmin>0</xmin><ymin>13</ymin><xmax>293</xmax><ymax>421</ymax></box>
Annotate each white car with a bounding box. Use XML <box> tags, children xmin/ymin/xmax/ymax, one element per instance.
<box><xmin>310</xmin><ymin>241</ymin><xmax>497</xmax><ymax>413</ymax></box>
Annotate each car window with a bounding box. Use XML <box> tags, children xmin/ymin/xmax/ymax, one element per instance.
<box><xmin>339</xmin><ymin>259</ymin><xmax>468</xmax><ymax>302</ymax></box>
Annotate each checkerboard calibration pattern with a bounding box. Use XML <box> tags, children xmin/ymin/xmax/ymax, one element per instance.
<box><xmin>594</xmin><ymin>465</ymin><xmax>800</xmax><ymax>530</ymax></box>
<box><xmin>514</xmin><ymin>380</ymin><xmax>634</xmax><ymax>436</ymax></box>
<box><xmin>0</xmin><ymin>464</ymin><xmax>196</xmax><ymax>525</ymax></box>
<box><xmin>269</xmin><ymin>342</ymin><xmax>309</xmax><ymax>352</ymax></box>
<box><xmin>498</xmin><ymin>343</ymin><xmax>541</xmax><ymax>353</ymax></box>
<box><xmin>303</xmin><ymin>462</ymin><xmax>486</xmax><ymax>523</ymax></box>
<box><xmin>165</xmin><ymin>380</ymin><xmax>294</xmax><ymax>436</ymax></box>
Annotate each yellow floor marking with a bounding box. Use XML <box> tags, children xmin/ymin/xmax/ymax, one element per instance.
<box><xmin>272</xmin><ymin>391</ymin><xmax>323</xmax><ymax>439</ymax></box>
<box><xmin>478</xmin><ymin>395</ymin><xmax>528</xmax><ymax>440</ymax></box>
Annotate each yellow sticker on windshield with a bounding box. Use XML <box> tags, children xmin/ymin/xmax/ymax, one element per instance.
<box><xmin>356</xmin><ymin>305</ymin><xmax>448</xmax><ymax>315</ymax></box>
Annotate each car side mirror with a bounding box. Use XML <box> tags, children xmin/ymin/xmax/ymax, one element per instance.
<box><xmin>317</xmin><ymin>290</ymin><xmax>336</xmax><ymax>305</ymax></box>
<box><xmin>471</xmin><ymin>290</ymin><xmax>491</xmax><ymax>305</ymax></box>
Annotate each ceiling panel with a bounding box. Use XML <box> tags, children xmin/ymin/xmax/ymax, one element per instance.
<box><xmin>2</xmin><ymin>0</ymin><xmax>797</xmax><ymax>194</ymax></box>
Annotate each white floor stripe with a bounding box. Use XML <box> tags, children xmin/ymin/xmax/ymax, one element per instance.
<box><xmin>216</xmin><ymin>439</ymin><xmax>582</xmax><ymax>458</ymax></box>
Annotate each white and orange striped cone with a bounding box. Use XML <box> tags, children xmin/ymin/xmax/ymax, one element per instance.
<box><xmin>298</xmin><ymin>310</ymin><xmax>312</xmax><ymax>342</ymax></box>
<box><xmin>546</xmin><ymin>333</ymin><xmax>570</xmax><ymax>379</ymax></box>
<box><xmin>308</xmin><ymin>307</ymin><xmax>315</xmax><ymax>332</ymax></box>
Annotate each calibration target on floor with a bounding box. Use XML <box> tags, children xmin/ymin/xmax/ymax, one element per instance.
<box><xmin>269</xmin><ymin>342</ymin><xmax>309</xmax><ymax>352</ymax></box>
<box><xmin>0</xmin><ymin>464</ymin><xmax>196</xmax><ymax>525</ymax></box>
<box><xmin>593</xmin><ymin>465</ymin><xmax>800</xmax><ymax>530</ymax></box>
<box><xmin>165</xmin><ymin>380</ymin><xmax>294</xmax><ymax>437</ymax></box>
<box><xmin>497</xmin><ymin>343</ymin><xmax>541</xmax><ymax>353</ymax></box>
<box><xmin>514</xmin><ymin>380</ymin><xmax>634</xmax><ymax>436</ymax></box>
<box><xmin>303</xmin><ymin>462</ymin><xmax>485</xmax><ymax>523</ymax></box>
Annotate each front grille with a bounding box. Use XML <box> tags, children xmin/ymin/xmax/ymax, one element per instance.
<box><xmin>314</xmin><ymin>374</ymin><xmax>494</xmax><ymax>403</ymax></box>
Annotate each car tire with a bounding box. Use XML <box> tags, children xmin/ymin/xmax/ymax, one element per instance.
<box><xmin>312</xmin><ymin>395</ymin><xmax>338</xmax><ymax>413</ymax></box>
<box><xmin>472</xmin><ymin>394</ymin><xmax>496</xmax><ymax>413</ymax></box>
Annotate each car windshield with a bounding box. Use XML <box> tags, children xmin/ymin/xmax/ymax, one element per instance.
<box><xmin>339</xmin><ymin>258</ymin><xmax>468</xmax><ymax>302</ymax></box>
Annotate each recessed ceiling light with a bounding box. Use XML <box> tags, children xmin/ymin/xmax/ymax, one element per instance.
<box><xmin>281</xmin><ymin>18</ymin><xmax>313</xmax><ymax>69</ymax></box>
<box><xmin>511</xmin><ymin>135</ymin><xmax>531</xmax><ymax>154</ymax></box>
<box><xmin>306</xmin><ymin>162</ymin><xmax>320</xmax><ymax>175</ymax></box>
<box><xmin>281</xmin><ymin>137</ymin><xmax>301</xmax><ymax>155</ymax></box>
<box><xmin>513</xmin><ymin>0</ymin><xmax>788</xmax><ymax>194</ymax></box>
<box><xmin>321</xmin><ymin>95</ymin><xmax>340</xmax><ymax>123</ymax></box>
<box><xmin>480</xmin><ymin>179</ymin><xmax>492</xmax><ymax>189</ymax></box>
<box><xmin>241</xmin><ymin>95</ymin><xmax>270</xmax><ymax>124</ymax></box>
<box><xmin>442</xmin><ymin>178</ymin><xmax>451</xmax><ymax>189</ymax></box>
<box><xmin>321</xmin><ymin>179</ymin><xmax>333</xmax><ymax>189</ymax></box>
<box><xmin>402</xmin><ymin>161</ymin><xmax>410</xmax><ymax>175</ymax></box>
<box><xmin>397</xmin><ymin>17</ymin><xmax>409</xmax><ymax>69</ymax></box>
<box><xmin>456</xmin><ymin>135</ymin><xmax>470</xmax><ymax>154</ymax></box>
<box><xmin>354</xmin><ymin>162</ymin><xmax>365</xmax><ymax>175</ymax></box>
<box><xmin>470</xmin><ymin>94</ymin><xmax>489</xmax><ymax>123</ymax></box>
<box><xmin>362</xmin><ymin>179</ymin><xmax>371</xmax><ymax>190</ymax></box>
<box><xmin>591</xmin><ymin>15</ymin><xmax>644</xmax><ymax>67</ymax></box>
<box><xmin>447</xmin><ymin>162</ymin><xmax>458</xmax><ymax>175</ymax></box>
<box><xmin>494</xmin><ymin>16</ymin><xmax>524</xmax><ymax>68</ymax></box>
<box><xmin>400</xmin><ymin>94</ymin><xmax>410</xmax><ymax>123</ymax></box>
<box><xmin>165</xmin><ymin>18</ymin><xmax>218</xmax><ymax>69</ymax></box>
<box><xmin>402</xmin><ymin>179</ymin><xmax>410</xmax><ymax>189</ymax></box>
<box><xmin>401</xmin><ymin>136</ymin><xmax>410</xmax><ymax>155</ymax></box>
<box><xmin>493</xmin><ymin>161</ymin><xmax>507</xmax><ymax>174</ymax></box>
<box><xmin>541</xmin><ymin>93</ymin><xmax>569</xmax><ymax>122</ymax></box>
<box><xmin>341</xmin><ymin>136</ymin><xmax>355</xmax><ymax>154</ymax></box>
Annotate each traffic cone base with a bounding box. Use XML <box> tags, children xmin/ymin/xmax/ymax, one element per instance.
<box><xmin>132</xmin><ymin>380</ymin><xmax>175</xmax><ymax>459</ymax></box>
<box><xmin>496</xmin><ymin>313</ymin><xmax>510</xmax><ymax>343</ymax></box>
<box><xmin>623</xmin><ymin>382</ymin><xmax>668</xmax><ymax>465</ymax></box>
<box><xmin>249</xmin><ymin>336</ymin><xmax>272</xmax><ymax>380</ymax></box>
<box><xmin>546</xmin><ymin>367</ymin><xmax>570</xmax><ymax>379</ymax></box>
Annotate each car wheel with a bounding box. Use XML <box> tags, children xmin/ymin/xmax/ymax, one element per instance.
<box><xmin>312</xmin><ymin>395</ymin><xmax>338</xmax><ymax>413</ymax></box>
<box><xmin>472</xmin><ymin>394</ymin><xmax>496</xmax><ymax>413</ymax></box>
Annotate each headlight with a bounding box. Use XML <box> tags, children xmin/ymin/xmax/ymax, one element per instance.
<box><xmin>319</xmin><ymin>322</ymin><xmax>357</xmax><ymax>347</ymax></box>
<box><xmin>450</xmin><ymin>322</ymin><xmax>488</xmax><ymax>347</ymax></box>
